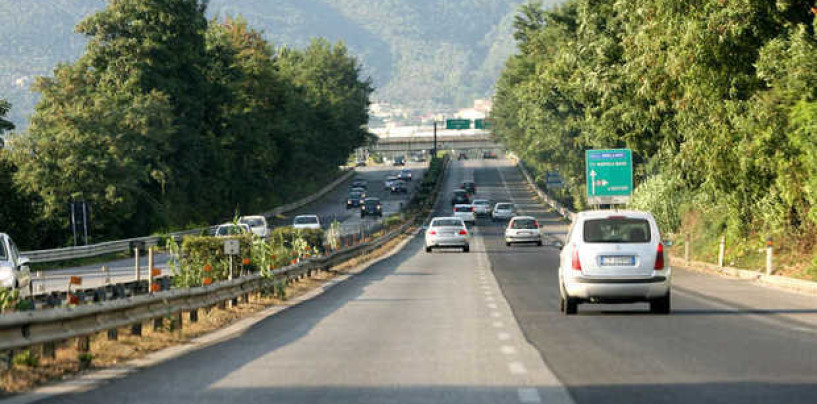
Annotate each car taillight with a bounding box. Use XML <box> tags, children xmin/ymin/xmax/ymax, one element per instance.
<box><xmin>471</xmin><ymin>207</ymin><xmax>475</xmax><ymax>212</ymax></box>
<box><xmin>430</xmin><ymin>230</ymin><xmax>437</xmax><ymax>235</ymax></box>
<box><xmin>534</xmin><ymin>221</ymin><xmax>539</xmax><ymax>227</ymax></box>
<box><xmin>458</xmin><ymin>229</ymin><xmax>468</xmax><ymax>235</ymax></box>
<box><xmin>654</xmin><ymin>243</ymin><xmax>665</xmax><ymax>270</ymax></box>
<box><xmin>571</xmin><ymin>247</ymin><xmax>582</xmax><ymax>271</ymax></box>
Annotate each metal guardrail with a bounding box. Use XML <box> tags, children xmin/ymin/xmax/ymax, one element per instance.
<box><xmin>515</xmin><ymin>159</ymin><xmax>576</xmax><ymax>222</ymax></box>
<box><xmin>0</xmin><ymin>219</ymin><xmax>413</xmax><ymax>352</ymax></box>
<box><xmin>22</xmin><ymin>170</ymin><xmax>356</xmax><ymax>264</ymax></box>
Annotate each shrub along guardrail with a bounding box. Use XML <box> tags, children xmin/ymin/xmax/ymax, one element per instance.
<box><xmin>0</xmin><ymin>156</ymin><xmax>450</xmax><ymax>361</ymax></box>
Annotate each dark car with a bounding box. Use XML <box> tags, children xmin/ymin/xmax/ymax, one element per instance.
<box><xmin>482</xmin><ymin>151</ymin><xmax>498</xmax><ymax>159</ymax></box>
<box><xmin>352</xmin><ymin>179</ymin><xmax>368</xmax><ymax>189</ymax></box>
<box><xmin>457</xmin><ymin>152</ymin><xmax>468</xmax><ymax>160</ymax></box>
<box><xmin>390</xmin><ymin>179</ymin><xmax>408</xmax><ymax>193</ymax></box>
<box><xmin>349</xmin><ymin>186</ymin><xmax>367</xmax><ymax>198</ymax></box>
<box><xmin>393</xmin><ymin>155</ymin><xmax>406</xmax><ymax>166</ymax></box>
<box><xmin>397</xmin><ymin>169</ymin><xmax>412</xmax><ymax>181</ymax></box>
<box><xmin>461</xmin><ymin>181</ymin><xmax>477</xmax><ymax>194</ymax></box>
<box><xmin>346</xmin><ymin>191</ymin><xmax>364</xmax><ymax>208</ymax></box>
<box><xmin>361</xmin><ymin>197</ymin><xmax>383</xmax><ymax>217</ymax></box>
<box><xmin>451</xmin><ymin>189</ymin><xmax>470</xmax><ymax>205</ymax></box>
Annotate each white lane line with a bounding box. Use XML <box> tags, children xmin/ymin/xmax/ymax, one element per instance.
<box><xmin>492</xmin><ymin>321</ymin><xmax>504</xmax><ymax>328</ymax></box>
<box><xmin>518</xmin><ymin>387</ymin><xmax>542</xmax><ymax>403</ymax></box>
<box><xmin>485</xmin><ymin>296</ymin><xmax>495</xmax><ymax>302</ymax></box>
<box><xmin>498</xmin><ymin>332</ymin><xmax>511</xmax><ymax>341</ymax></box>
<box><xmin>490</xmin><ymin>311</ymin><xmax>501</xmax><ymax>318</ymax></box>
<box><xmin>487</xmin><ymin>303</ymin><xmax>498</xmax><ymax>309</ymax></box>
<box><xmin>509</xmin><ymin>361</ymin><xmax>528</xmax><ymax>375</ymax></box>
<box><xmin>500</xmin><ymin>345</ymin><xmax>517</xmax><ymax>355</ymax></box>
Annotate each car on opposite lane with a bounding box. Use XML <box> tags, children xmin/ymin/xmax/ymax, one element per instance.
<box><xmin>0</xmin><ymin>233</ymin><xmax>31</xmax><ymax>294</ymax></box>
<box><xmin>425</xmin><ymin>217</ymin><xmax>470</xmax><ymax>253</ymax></box>
<box><xmin>461</xmin><ymin>181</ymin><xmax>477</xmax><ymax>195</ymax></box>
<box><xmin>558</xmin><ymin>210</ymin><xmax>672</xmax><ymax>315</ymax></box>
<box><xmin>292</xmin><ymin>215</ymin><xmax>322</xmax><ymax>230</ymax></box>
<box><xmin>390</xmin><ymin>179</ymin><xmax>408</xmax><ymax>194</ymax></box>
<box><xmin>347</xmin><ymin>190</ymin><xmax>365</xmax><ymax>208</ymax></box>
<box><xmin>239</xmin><ymin>215</ymin><xmax>270</xmax><ymax>238</ymax></box>
<box><xmin>505</xmin><ymin>216</ymin><xmax>542</xmax><ymax>246</ymax></box>
<box><xmin>384</xmin><ymin>175</ymin><xmax>398</xmax><ymax>190</ymax></box>
<box><xmin>453</xmin><ymin>204</ymin><xmax>476</xmax><ymax>225</ymax></box>
<box><xmin>398</xmin><ymin>169</ymin><xmax>412</xmax><ymax>181</ymax></box>
<box><xmin>491</xmin><ymin>202</ymin><xmax>516</xmax><ymax>221</ymax></box>
<box><xmin>360</xmin><ymin>197</ymin><xmax>383</xmax><ymax>218</ymax></box>
<box><xmin>349</xmin><ymin>186</ymin><xmax>367</xmax><ymax>198</ymax></box>
<box><xmin>351</xmin><ymin>179</ymin><xmax>368</xmax><ymax>189</ymax></box>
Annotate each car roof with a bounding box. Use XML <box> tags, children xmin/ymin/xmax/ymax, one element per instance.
<box><xmin>364</xmin><ymin>197</ymin><xmax>380</xmax><ymax>201</ymax></box>
<box><xmin>575</xmin><ymin>210</ymin><xmax>655</xmax><ymax>220</ymax></box>
<box><xmin>510</xmin><ymin>216</ymin><xmax>536</xmax><ymax>221</ymax></box>
<box><xmin>454</xmin><ymin>204</ymin><xmax>472</xmax><ymax>207</ymax></box>
<box><xmin>294</xmin><ymin>214</ymin><xmax>318</xmax><ymax>219</ymax></box>
<box><xmin>431</xmin><ymin>216</ymin><xmax>464</xmax><ymax>222</ymax></box>
<box><xmin>240</xmin><ymin>215</ymin><xmax>265</xmax><ymax>220</ymax></box>
<box><xmin>472</xmin><ymin>199</ymin><xmax>489</xmax><ymax>203</ymax></box>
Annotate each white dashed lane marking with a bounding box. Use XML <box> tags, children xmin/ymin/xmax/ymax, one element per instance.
<box><xmin>500</xmin><ymin>345</ymin><xmax>517</xmax><ymax>355</ymax></box>
<box><xmin>518</xmin><ymin>387</ymin><xmax>542</xmax><ymax>403</ymax></box>
<box><xmin>498</xmin><ymin>332</ymin><xmax>511</xmax><ymax>341</ymax></box>
<box><xmin>509</xmin><ymin>361</ymin><xmax>528</xmax><ymax>375</ymax></box>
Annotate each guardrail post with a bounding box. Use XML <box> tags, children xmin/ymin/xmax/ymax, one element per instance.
<box><xmin>107</xmin><ymin>328</ymin><xmax>118</xmax><ymax>341</ymax></box>
<box><xmin>171</xmin><ymin>312</ymin><xmax>183</xmax><ymax>333</ymax></box>
<box><xmin>131</xmin><ymin>322</ymin><xmax>142</xmax><ymax>337</ymax></box>
<box><xmin>766</xmin><ymin>237</ymin><xmax>774</xmax><ymax>276</ymax></box>
<box><xmin>76</xmin><ymin>336</ymin><xmax>90</xmax><ymax>354</ymax></box>
<box><xmin>684</xmin><ymin>233</ymin><xmax>690</xmax><ymax>262</ymax></box>
<box><xmin>40</xmin><ymin>342</ymin><xmax>56</xmax><ymax>360</ymax></box>
<box><xmin>153</xmin><ymin>317</ymin><xmax>164</xmax><ymax>331</ymax></box>
<box><xmin>718</xmin><ymin>235</ymin><xmax>726</xmax><ymax>268</ymax></box>
<box><xmin>134</xmin><ymin>247</ymin><xmax>141</xmax><ymax>282</ymax></box>
<box><xmin>189</xmin><ymin>309</ymin><xmax>198</xmax><ymax>323</ymax></box>
<box><xmin>147</xmin><ymin>247</ymin><xmax>154</xmax><ymax>293</ymax></box>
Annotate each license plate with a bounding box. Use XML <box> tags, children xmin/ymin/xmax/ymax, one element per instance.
<box><xmin>441</xmin><ymin>232</ymin><xmax>455</xmax><ymax>236</ymax></box>
<box><xmin>600</xmin><ymin>256</ymin><xmax>635</xmax><ymax>266</ymax></box>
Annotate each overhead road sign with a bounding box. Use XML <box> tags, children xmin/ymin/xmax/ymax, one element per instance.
<box><xmin>446</xmin><ymin>119</ymin><xmax>471</xmax><ymax>130</ymax></box>
<box><xmin>474</xmin><ymin>119</ymin><xmax>491</xmax><ymax>130</ymax></box>
<box><xmin>585</xmin><ymin>149</ymin><xmax>633</xmax><ymax>204</ymax></box>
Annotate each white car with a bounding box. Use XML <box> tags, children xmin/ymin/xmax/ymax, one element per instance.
<box><xmin>453</xmin><ymin>204</ymin><xmax>476</xmax><ymax>225</ymax></box>
<box><xmin>0</xmin><ymin>233</ymin><xmax>31</xmax><ymax>295</ymax></box>
<box><xmin>472</xmin><ymin>199</ymin><xmax>492</xmax><ymax>216</ymax></box>
<box><xmin>491</xmin><ymin>202</ymin><xmax>516</xmax><ymax>221</ymax></box>
<box><xmin>292</xmin><ymin>215</ymin><xmax>322</xmax><ymax>230</ymax></box>
<box><xmin>425</xmin><ymin>217</ymin><xmax>469</xmax><ymax>253</ymax></box>
<box><xmin>384</xmin><ymin>175</ymin><xmax>398</xmax><ymax>190</ymax></box>
<box><xmin>215</xmin><ymin>223</ymin><xmax>251</xmax><ymax>237</ymax></box>
<box><xmin>558</xmin><ymin>210</ymin><xmax>672</xmax><ymax>315</ymax></box>
<box><xmin>239</xmin><ymin>215</ymin><xmax>269</xmax><ymax>238</ymax></box>
<box><xmin>505</xmin><ymin>216</ymin><xmax>542</xmax><ymax>246</ymax></box>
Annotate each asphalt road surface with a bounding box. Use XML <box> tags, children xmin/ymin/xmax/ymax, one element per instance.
<box><xmin>24</xmin><ymin>158</ymin><xmax>817</xmax><ymax>404</ymax></box>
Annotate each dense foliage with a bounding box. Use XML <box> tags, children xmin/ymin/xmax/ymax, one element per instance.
<box><xmin>4</xmin><ymin>0</ymin><xmax>371</xmax><ymax>248</ymax></box>
<box><xmin>493</xmin><ymin>1</ymin><xmax>817</xmax><ymax>248</ymax></box>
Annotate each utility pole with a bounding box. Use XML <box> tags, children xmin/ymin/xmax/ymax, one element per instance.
<box><xmin>432</xmin><ymin>121</ymin><xmax>438</xmax><ymax>157</ymax></box>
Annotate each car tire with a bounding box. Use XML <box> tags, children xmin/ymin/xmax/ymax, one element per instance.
<box><xmin>425</xmin><ymin>246</ymin><xmax>432</xmax><ymax>253</ymax></box>
<box><xmin>463</xmin><ymin>246</ymin><xmax>470</xmax><ymax>253</ymax></box>
<box><xmin>506</xmin><ymin>242</ymin><xmax>511</xmax><ymax>247</ymax></box>
<box><xmin>537</xmin><ymin>239</ymin><xmax>543</xmax><ymax>246</ymax></box>
<box><xmin>650</xmin><ymin>292</ymin><xmax>671</xmax><ymax>314</ymax></box>
<box><xmin>564</xmin><ymin>298</ymin><xmax>578</xmax><ymax>315</ymax></box>
<box><xmin>559</xmin><ymin>296</ymin><xmax>565</xmax><ymax>313</ymax></box>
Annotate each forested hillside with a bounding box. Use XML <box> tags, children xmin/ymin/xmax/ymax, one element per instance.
<box><xmin>0</xmin><ymin>0</ymin><xmax>559</xmax><ymax>128</ymax></box>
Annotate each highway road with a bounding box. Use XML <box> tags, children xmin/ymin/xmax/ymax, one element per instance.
<box><xmin>27</xmin><ymin>158</ymin><xmax>817</xmax><ymax>404</ymax></box>
<box><xmin>32</xmin><ymin>164</ymin><xmax>425</xmax><ymax>294</ymax></box>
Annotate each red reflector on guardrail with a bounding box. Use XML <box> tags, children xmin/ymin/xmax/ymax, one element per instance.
<box><xmin>69</xmin><ymin>276</ymin><xmax>82</xmax><ymax>286</ymax></box>
<box><xmin>151</xmin><ymin>268</ymin><xmax>162</xmax><ymax>277</ymax></box>
<box><xmin>242</xmin><ymin>258</ymin><xmax>251</xmax><ymax>265</ymax></box>
<box><xmin>203</xmin><ymin>264</ymin><xmax>212</xmax><ymax>272</ymax></box>
<box><xmin>150</xmin><ymin>283</ymin><xmax>161</xmax><ymax>292</ymax></box>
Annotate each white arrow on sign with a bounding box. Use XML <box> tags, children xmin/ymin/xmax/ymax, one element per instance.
<box><xmin>590</xmin><ymin>170</ymin><xmax>596</xmax><ymax>196</ymax></box>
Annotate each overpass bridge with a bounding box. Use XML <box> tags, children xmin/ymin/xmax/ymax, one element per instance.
<box><xmin>367</xmin><ymin>127</ymin><xmax>503</xmax><ymax>158</ymax></box>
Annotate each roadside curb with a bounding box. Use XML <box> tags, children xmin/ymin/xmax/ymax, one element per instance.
<box><xmin>671</xmin><ymin>255</ymin><xmax>817</xmax><ymax>296</ymax></box>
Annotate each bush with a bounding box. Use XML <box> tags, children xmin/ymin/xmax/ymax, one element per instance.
<box><xmin>13</xmin><ymin>350</ymin><xmax>39</xmax><ymax>368</ymax></box>
<box><xmin>269</xmin><ymin>227</ymin><xmax>324</xmax><ymax>251</ymax></box>
<box><xmin>629</xmin><ymin>174</ymin><xmax>682</xmax><ymax>234</ymax></box>
<box><xmin>0</xmin><ymin>287</ymin><xmax>19</xmax><ymax>313</ymax></box>
<box><xmin>171</xmin><ymin>235</ymin><xmax>254</xmax><ymax>287</ymax></box>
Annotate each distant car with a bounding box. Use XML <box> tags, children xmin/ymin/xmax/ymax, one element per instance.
<box><xmin>482</xmin><ymin>151</ymin><xmax>498</xmax><ymax>159</ymax></box>
<box><xmin>425</xmin><ymin>217</ymin><xmax>469</xmax><ymax>253</ymax></box>
<box><xmin>505</xmin><ymin>216</ymin><xmax>542</xmax><ymax>247</ymax></box>
<box><xmin>472</xmin><ymin>199</ymin><xmax>492</xmax><ymax>217</ymax></box>
<box><xmin>393</xmin><ymin>155</ymin><xmax>406</xmax><ymax>166</ymax></box>
<box><xmin>558</xmin><ymin>210</ymin><xmax>672</xmax><ymax>315</ymax></box>
<box><xmin>398</xmin><ymin>169</ymin><xmax>412</xmax><ymax>181</ymax></box>
<box><xmin>352</xmin><ymin>179</ymin><xmax>368</xmax><ymax>189</ymax></box>
<box><xmin>347</xmin><ymin>191</ymin><xmax>365</xmax><ymax>208</ymax></box>
<box><xmin>390</xmin><ymin>179</ymin><xmax>408</xmax><ymax>193</ymax></box>
<box><xmin>0</xmin><ymin>233</ymin><xmax>31</xmax><ymax>294</ymax></box>
<box><xmin>451</xmin><ymin>189</ymin><xmax>470</xmax><ymax>205</ymax></box>
<box><xmin>239</xmin><ymin>215</ymin><xmax>270</xmax><ymax>238</ymax></box>
<box><xmin>384</xmin><ymin>175</ymin><xmax>399</xmax><ymax>190</ymax></box>
<box><xmin>492</xmin><ymin>202</ymin><xmax>516</xmax><ymax>221</ymax></box>
<box><xmin>216</xmin><ymin>223</ymin><xmax>251</xmax><ymax>237</ymax></box>
<box><xmin>355</xmin><ymin>160</ymin><xmax>367</xmax><ymax>167</ymax></box>
<box><xmin>457</xmin><ymin>152</ymin><xmax>468</xmax><ymax>160</ymax></box>
<box><xmin>349</xmin><ymin>186</ymin><xmax>367</xmax><ymax>198</ymax></box>
<box><xmin>361</xmin><ymin>197</ymin><xmax>383</xmax><ymax>217</ymax></box>
<box><xmin>461</xmin><ymin>181</ymin><xmax>477</xmax><ymax>194</ymax></box>
<box><xmin>411</xmin><ymin>154</ymin><xmax>427</xmax><ymax>162</ymax></box>
<box><xmin>453</xmin><ymin>204</ymin><xmax>476</xmax><ymax>225</ymax></box>
<box><xmin>292</xmin><ymin>215</ymin><xmax>322</xmax><ymax>230</ymax></box>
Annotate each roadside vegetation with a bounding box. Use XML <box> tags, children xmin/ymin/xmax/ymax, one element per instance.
<box><xmin>492</xmin><ymin>1</ymin><xmax>817</xmax><ymax>277</ymax></box>
<box><xmin>0</xmin><ymin>0</ymin><xmax>372</xmax><ymax>251</ymax></box>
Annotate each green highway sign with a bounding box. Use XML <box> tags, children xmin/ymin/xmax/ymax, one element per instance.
<box><xmin>446</xmin><ymin>119</ymin><xmax>471</xmax><ymax>130</ymax></box>
<box><xmin>474</xmin><ymin>119</ymin><xmax>490</xmax><ymax>129</ymax></box>
<box><xmin>585</xmin><ymin>149</ymin><xmax>633</xmax><ymax>204</ymax></box>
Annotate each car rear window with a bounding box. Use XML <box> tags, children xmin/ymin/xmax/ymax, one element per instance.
<box><xmin>294</xmin><ymin>217</ymin><xmax>318</xmax><ymax>224</ymax></box>
<box><xmin>0</xmin><ymin>242</ymin><xmax>6</xmax><ymax>260</ymax></box>
<box><xmin>583</xmin><ymin>218</ymin><xmax>651</xmax><ymax>243</ymax></box>
<box><xmin>496</xmin><ymin>203</ymin><xmax>513</xmax><ymax>209</ymax></box>
<box><xmin>432</xmin><ymin>219</ymin><xmax>463</xmax><ymax>227</ymax></box>
<box><xmin>454</xmin><ymin>206</ymin><xmax>472</xmax><ymax>212</ymax></box>
<box><xmin>454</xmin><ymin>190</ymin><xmax>466</xmax><ymax>195</ymax></box>
<box><xmin>473</xmin><ymin>200</ymin><xmax>489</xmax><ymax>205</ymax></box>
<box><xmin>241</xmin><ymin>218</ymin><xmax>264</xmax><ymax>227</ymax></box>
<box><xmin>511</xmin><ymin>219</ymin><xmax>537</xmax><ymax>229</ymax></box>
